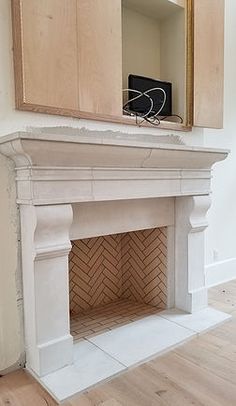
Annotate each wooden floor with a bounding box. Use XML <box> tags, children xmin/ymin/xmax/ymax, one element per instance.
<box><xmin>1</xmin><ymin>280</ymin><xmax>236</xmax><ymax>406</ymax></box>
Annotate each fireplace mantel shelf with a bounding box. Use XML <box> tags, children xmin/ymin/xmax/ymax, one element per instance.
<box><xmin>0</xmin><ymin>129</ymin><xmax>229</xmax><ymax>205</ymax></box>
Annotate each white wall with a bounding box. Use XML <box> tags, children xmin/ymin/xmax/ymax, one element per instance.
<box><xmin>160</xmin><ymin>9</ymin><xmax>185</xmax><ymax>118</ymax></box>
<box><xmin>122</xmin><ymin>7</ymin><xmax>161</xmax><ymax>90</ymax></box>
<box><xmin>204</xmin><ymin>0</ymin><xmax>236</xmax><ymax>287</ymax></box>
<box><xmin>0</xmin><ymin>154</ymin><xmax>24</xmax><ymax>373</ymax></box>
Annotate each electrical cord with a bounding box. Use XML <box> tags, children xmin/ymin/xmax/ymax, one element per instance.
<box><xmin>161</xmin><ymin>114</ymin><xmax>183</xmax><ymax>123</ymax></box>
<box><xmin>123</xmin><ymin>89</ymin><xmax>154</xmax><ymax>118</ymax></box>
<box><xmin>123</xmin><ymin>87</ymin><xmax>183</xmax><ymax>126</ymax></box>
<box><xmin>123</xmin><ymin>87</ymin><xmax>166</xmax><ymax>119</ymax></box>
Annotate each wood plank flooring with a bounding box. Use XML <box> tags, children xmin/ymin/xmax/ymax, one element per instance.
<box><xmin>0</xmin><ymin>370</ymin><xmax>55</xmax><ymax>406</ymax></box>
<box><xmin>1</xmin><ymin>280</ymin><xmax>236</xmax><ymax>406</ymax></box>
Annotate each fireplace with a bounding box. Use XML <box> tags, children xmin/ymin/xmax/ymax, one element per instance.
<box><xmin>69</xmin><ymin>227</ymin><xmax>167</xmax><ymax>341</ymax></box>
<box><xmin>0</xmin><ymin>128</ymin><xmax>231</xmax><ymax>401</ymax></box>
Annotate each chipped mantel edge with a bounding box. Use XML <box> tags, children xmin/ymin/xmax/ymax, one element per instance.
<box><xmin>0</xmin><ymin>130</ymin><xmax>230</xmax><ymax>156</ymax></box>
<box><xmin>0</xmin><ymin>131</ymin><xmax>229</xmax><ymax>205</ymax></box>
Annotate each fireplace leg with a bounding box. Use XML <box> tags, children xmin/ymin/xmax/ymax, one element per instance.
<box><xmin>20</xmin><ymin>204</ymin><xmax>73</xmax><ymax>377</ymax></box>
<box><xmin>175</xmin><ymin>195</ymin><xmax>211</xmax><ymax>313</ymax></box>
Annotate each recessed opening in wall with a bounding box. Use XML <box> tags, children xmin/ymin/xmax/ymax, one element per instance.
<box><xmin>69</xmin><ymin>227</ymin><xmax>167</xmax><ymax>342</ymax></box>
<box><xmin>122</xmin><ymin>0</ymin><xmax>186</xmax><ymax>125</ymax></box>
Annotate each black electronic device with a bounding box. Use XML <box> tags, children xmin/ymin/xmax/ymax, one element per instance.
<box><xmin>128</xmin><ymin>74</ymin><xmax>172</xmax><ymax>117</ymax></box>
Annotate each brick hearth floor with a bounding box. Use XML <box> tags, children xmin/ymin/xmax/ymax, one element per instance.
<box><xmin>70</xmin><ymin>299</ymin><xmax>162</xmax><ymax>341</ymax></box>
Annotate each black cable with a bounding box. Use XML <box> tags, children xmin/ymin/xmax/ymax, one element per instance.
<box><xmin>143</xmin><ymin>116</ymin><xmax>161</xmax><ymax>126</ymax></box>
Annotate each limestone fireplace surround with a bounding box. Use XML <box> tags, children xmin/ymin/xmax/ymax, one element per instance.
<box><xmin>0</xmin><ymin>128</ymin><xmax>231</xmax><ymax>400</ymax></box>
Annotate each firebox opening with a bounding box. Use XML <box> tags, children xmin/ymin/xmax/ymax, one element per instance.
<box><xmin>69</xmin><ymin>227</ymin><xmax>167</xmax><ymax>341</ymax></box>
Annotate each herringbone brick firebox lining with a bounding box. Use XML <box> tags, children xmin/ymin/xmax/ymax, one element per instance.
<box><xmin>69</xmin><ymin>227</ymin><xmax>167</xmax><ymax>341</ymax></box>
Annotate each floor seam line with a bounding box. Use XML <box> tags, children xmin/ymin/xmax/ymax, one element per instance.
<box><xmin>84</xmin><ymin>337</ymin><xmax>128</xmax><ymax>369</ymax></box>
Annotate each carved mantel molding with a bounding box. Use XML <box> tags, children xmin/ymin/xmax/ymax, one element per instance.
<box><xmin>0</xmin><ymin>130</ymin><xmax>228</xmax><ymax>205</ymax></box>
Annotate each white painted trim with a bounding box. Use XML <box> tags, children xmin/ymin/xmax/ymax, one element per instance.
<box><xmin>205</xmin><ymin>258</ymin><xmax>236</xmax><ymax>287</ymax></box>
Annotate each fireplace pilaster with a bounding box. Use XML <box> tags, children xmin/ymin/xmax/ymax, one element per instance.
<box><xmin>20</xmin><ymin>204</ymin><xmax>73</xmax><ymax>376</ymax></box>
<box><xmin>175</xmin><ymin>195</ymin><xmax>211</xmax><ymax>312</ymax></box>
